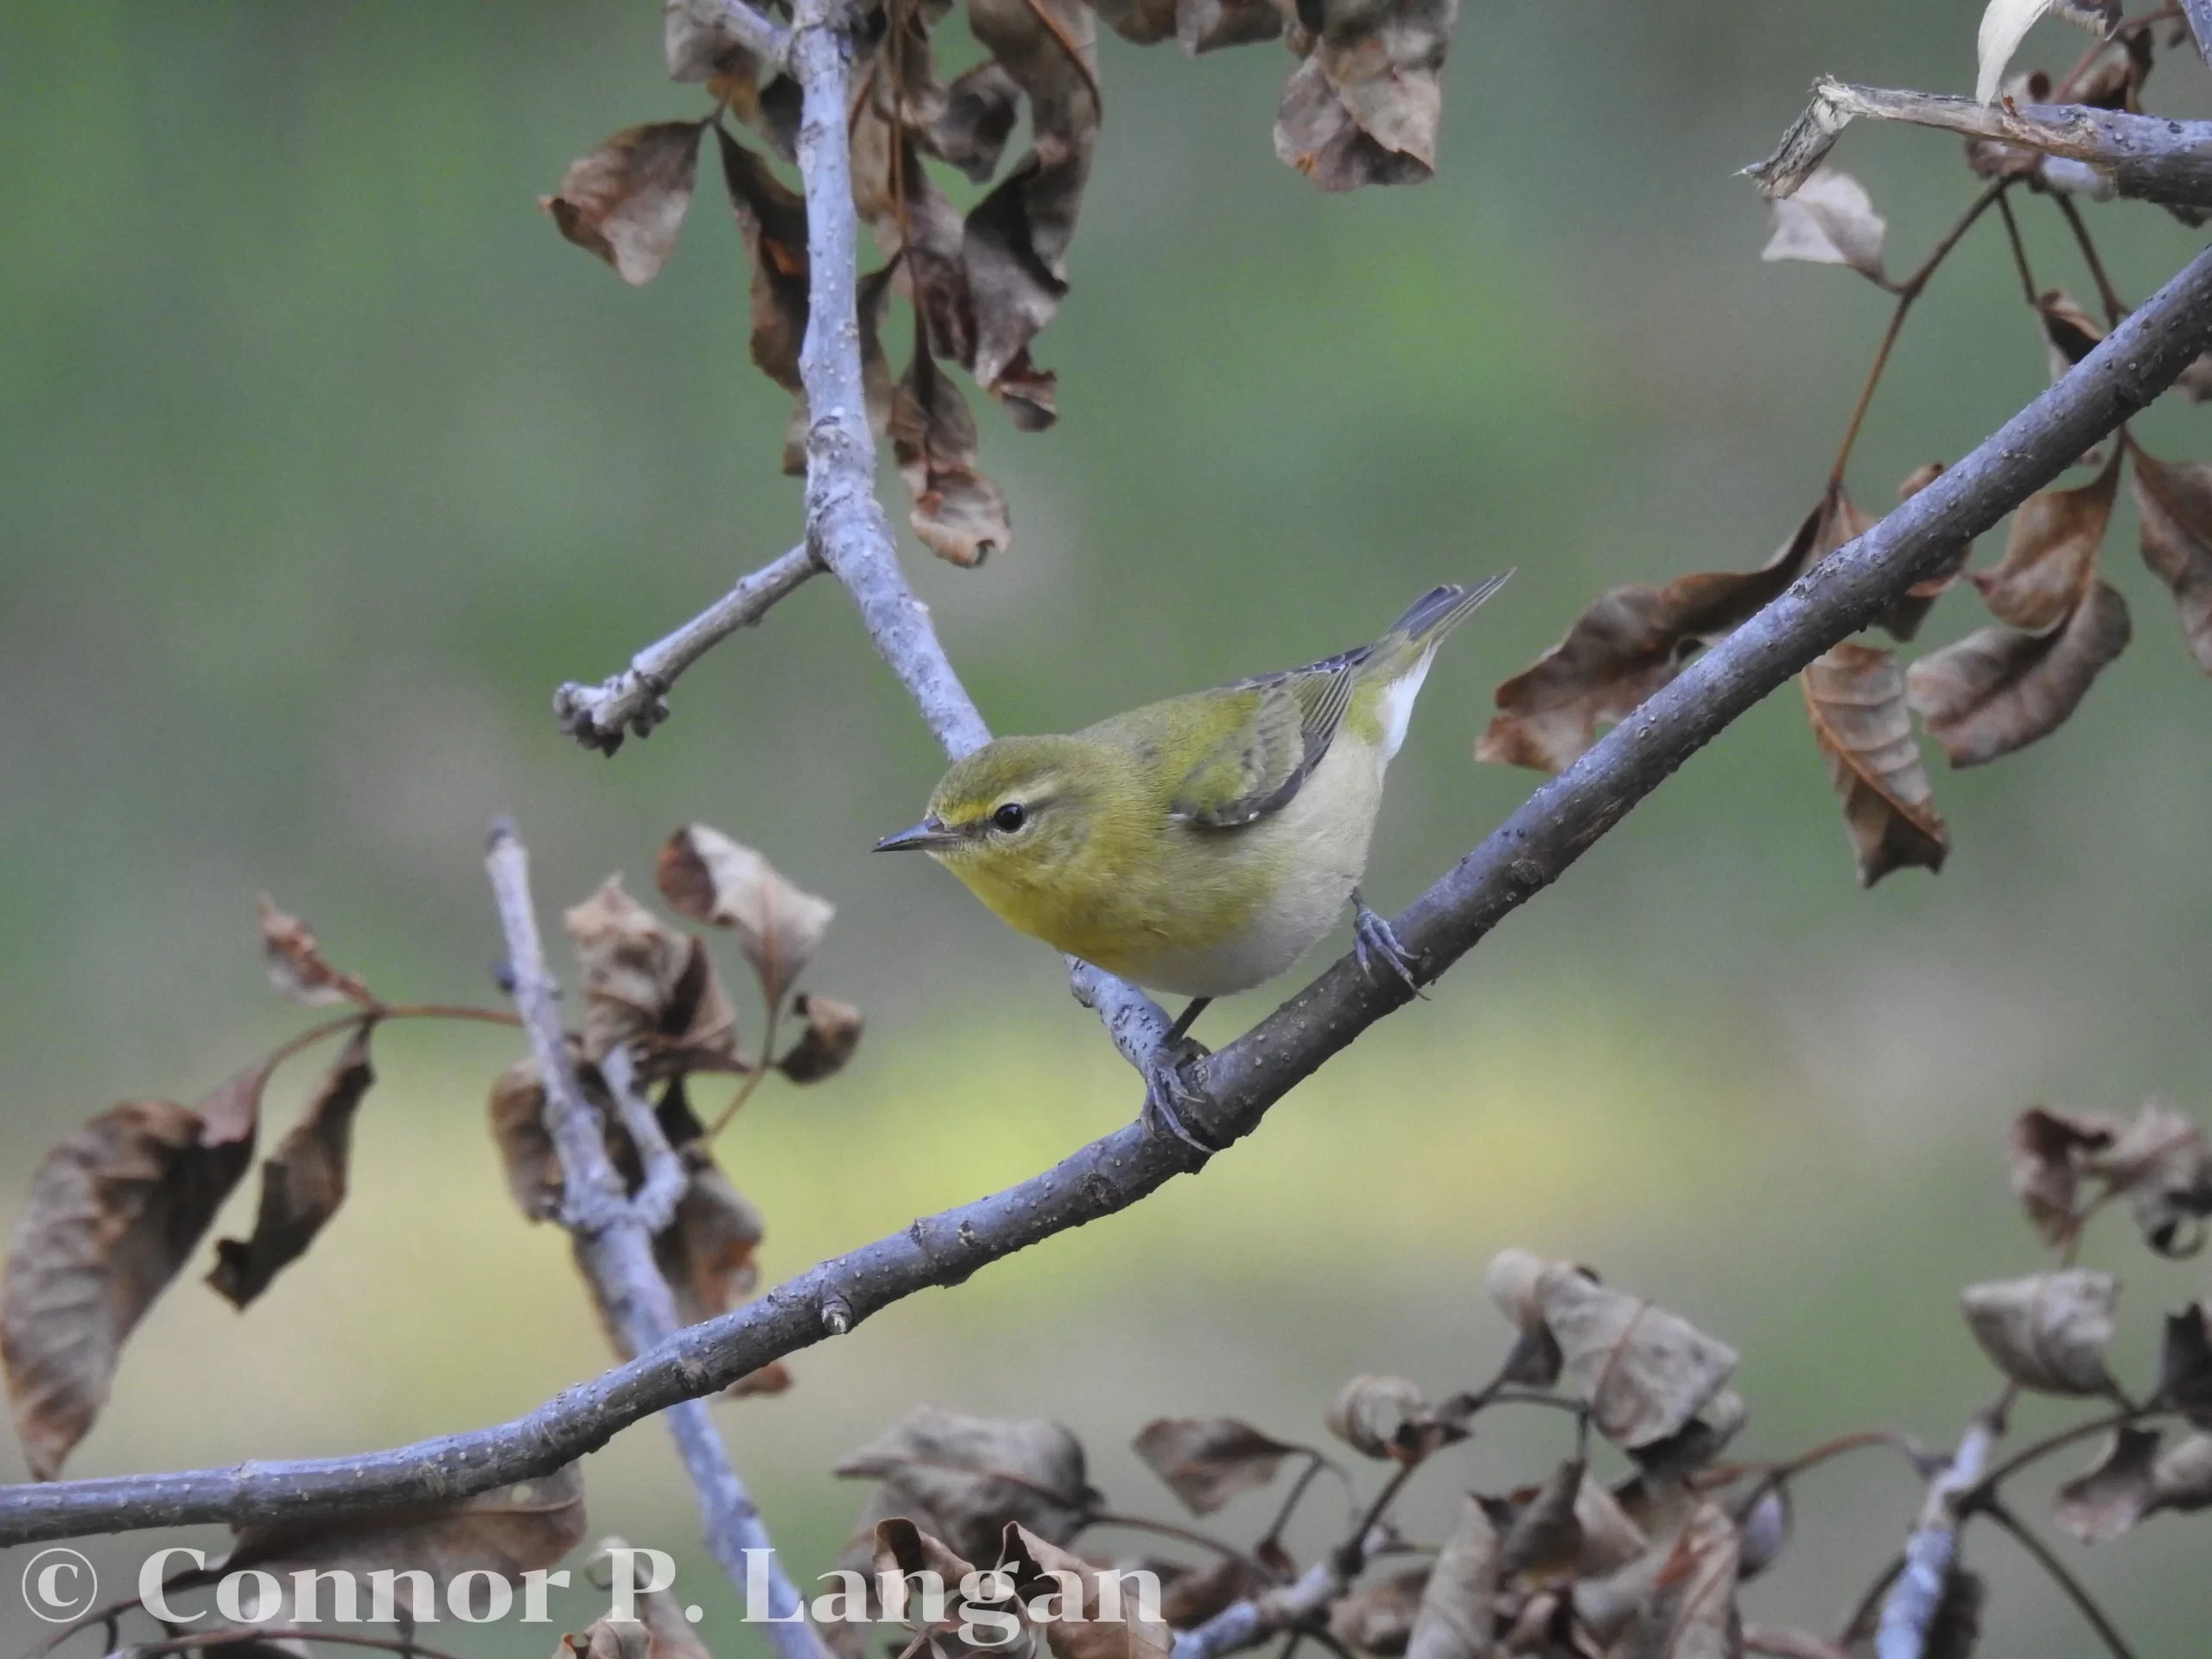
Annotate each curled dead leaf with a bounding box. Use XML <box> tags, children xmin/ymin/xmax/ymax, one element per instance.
<box><xmin>1607</xmin><ymin>1500</ymin><xmax>1739</xmax><ymax>1659</ymax></box>
<box><xmin>2087</xmin><ymin>1096</ymin><xmax>2212</xmax><ymax>1256</ymax></box>
<box><xmin>1801</xmin><ymin>641</ymin><xmax>1948</xmax><ymax>886</ymax></box>
<box><xmin>1402</xmin><ymin>1495</ymin><xmax>1497</xmax><ymax>1659</ymax></box>
<box><xmin>1130</xmin><ymin>1417</ymin><xmax>1300</xmax><ymax>1516</ymax></box>
<box><xmin>1001</xmin><ymin>1521</ymin><xmax>1173</xmax><ymax>1659</ymax></box>
<box><xmin>1326</xmin><ymin>1374</ymin><xmax>1464</xmax><ymax>1463</ymax></box>
<box><xmin>2130</xmin><ymin>449</ymin><xmax>2212</xmax><ymax>672</ymax></box>
<box><xmin>1327</xmin><ymin>1560</ymin><xmax>1433</xmax><ymax>1656</ymax></box>
<box><xmin>1479</xmin><ymin>491</ymin><xmax>1840</xmax><ymax>772</ymax></box>
<box><xmin>1760</xmin><ymin>168</ymin><xmax>1885</xmax><ymax>280</ymax></box>
<box><xmin>1966</xmin><ymin>450</ymin><xmax>2119</xmax><ymax>633</ymax></box>
<box><xmin>1529</xmin><ymin>1261</ymin><xmax>1739</xmax><ymax>1451</ymax></box>
<box><xmin>2054</xmin><ymin>1425</ymin><xmax>2163</xmax><ymax>1541</ymax></box>
<box><xmin>2156</xmin><ymin>1300</ymin><xmax>2212</xmax><ymax>1427</ymax></box>
<box><xmin>836</xmin><ymin>1405</ymin><xmax>1096</xmax><ymax>1567</ymax></box>
<box><xmin>544</xmin><ymin>122</ymin><xmax>706</xmax><ymax>286</ymax></box>
<box><xmin>208</xmin><ymin>1024</ymin><xmax>377</xmax><ymax>1309</ymax></box>
<box><xmin>2</xmin><ymin>1076</ymin><xmax>264</xmax><ymax>1477</ymax></box>
<box><xmin>779</xmin><ymin>994</ymin><xmax>864</xmax><ymax>1084</ymax></box>
<box><xmin>1960</xmin><ymin>1268</ymin><xmax>2119</xmax><ymax>1395</ymax></box>
<box><xmin>893</xmin><ymin>341</ymin><xmax>1012</xmax><ymax>567</ymax></box>
<box><xmin>658</xmin><ymin>824</ymin><xmax>834</xmax><ymax>1006</ymax></box>
<box><xmin>1274</xmin><ymin>0</ymin><xmax>1459</xmax><ymax>191</ymax></box>
<box><xmin>257</xmin><ymin>895</ymin><xmax>372</xmax><ymax>1007</ymax></box>
<box><xmin>2007</xmin><ymin>1106</ymin><xmax>2119</xmax><ymax>1244</ymax></box>
<box><xmin>1905</xmin><ymin>579</ymin><xmax>2132</xmax><ymax>766</ymax></box>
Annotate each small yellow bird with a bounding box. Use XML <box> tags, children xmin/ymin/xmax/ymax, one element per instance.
<box><xmin>877</xmin><ymin>575</ymin><xmax>1510</xmax><ymax>1148</ymax></box>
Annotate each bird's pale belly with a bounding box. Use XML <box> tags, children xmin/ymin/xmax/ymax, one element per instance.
<box><xmin>1057</xmin><ymin>739</ymin><xmax>1384</xmax><ymax>999</ymax></box>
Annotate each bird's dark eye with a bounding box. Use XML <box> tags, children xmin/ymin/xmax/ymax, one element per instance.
<box><xmin>992</xmin><ymin>802</ymin><xmax>1028</xmax><ymax>833</ymax></box>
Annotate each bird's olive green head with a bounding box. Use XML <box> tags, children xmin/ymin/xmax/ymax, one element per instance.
<box><xmin>875</xmin><ymin>734</ymin><xmax>1128</xmax><ymax>904</ymax></box>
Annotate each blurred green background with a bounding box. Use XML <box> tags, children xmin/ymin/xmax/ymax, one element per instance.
<box><xmin>7</xmin><ymin>0</ymin><xmax>2212</xmax><ymax>1652</ymax></box>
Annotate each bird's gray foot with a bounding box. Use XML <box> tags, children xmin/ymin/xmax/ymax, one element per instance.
<box><xmin>1352</xmin><ymin>889</ymin><xmax>1426</xmax><ymax>997</ymax></box>
<box><xmin>1141</xmin><ymin>1040</ymin><xmax>1221</xmax><ymax>1159</ymax></box>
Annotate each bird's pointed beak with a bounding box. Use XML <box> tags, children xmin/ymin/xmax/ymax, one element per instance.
<box><xmin>874</xmin><ymin>815</ymin><xmax>958</xmax><ymax>852</ymax></box>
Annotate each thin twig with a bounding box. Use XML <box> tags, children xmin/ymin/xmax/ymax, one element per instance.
<box><xmin>1873</xmin><ymin>1411</ymin><xmax>1999</xmax><ymax>1659</ymax></box>
<box><xmin>1996</xmin><ymin>190</ymin><xmax>2041</xmax><ymax>308</ymax></box>
<box><xmin>1084</xmin><ymin>1512</ymin><xmax>1273</xmax><ymax>1580</ymax></box>
<box><xmin>599</xmin><ymin>1043</ymin><xmax>689</xmax><ymax>1234</ymax></box>
<box><xmin>1981</xmin><ymin>1499</ymin><xmax>2138</xmax><ymax>1659</ymax></box>
<box><xmin>554</xmin><ymin>543</ymin><xmax>817</xmax><ymax>753</ymax></box>
<box><xmin>2052</xmin><ymin>193</ymin><xmax>2130</xmax><ymax>325</ymax></box>
<box><xmin>10</xmin><ymin>245</ymin><xmax>2212</xmax><ymax>1544</ymax></box>
<box><xmin>1829</xmin><ymin>184</ymin><xmax>2007</xmax><ymax>484</ymax></box>
<box><xmin>486</xmin><ymin>818</ymin><xmax>826</xmax><ymax>1659</ymax></box>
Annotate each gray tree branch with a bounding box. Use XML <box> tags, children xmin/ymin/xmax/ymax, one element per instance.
<box><xmin>1873</xmin><ymin>1413</ymin><xmax>1997</xmax><ymax>1659</ymax></box>
<box><xmin>7</xmin><ymin>226</ymin><xmax>2212</xmax><ymax>1551</ymax></box>
<box><xmin>554</xmin><ymin>543</ymin><xmax>817</xmax><ymax>754</ymax></box>
<box><xmin>1748</xmin><ymin>77</ymin><xmax>2212</xmax><ymax>211</ymax></box>
<box><xmin>487</xmin><ymin>821</ymin><xmax>824</xmax><ymax>1659</ymax></box>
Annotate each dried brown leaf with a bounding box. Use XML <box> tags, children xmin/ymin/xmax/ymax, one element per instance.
<box><xmin>229</xmin><ymin>1464</ymin><xmax>587</xmax><ymax>1618</ymax></box>
<box><xmin>1480</xmin><ymin>493</ymin><xmax>1834</xmax><ymax>772</ymax></box>
<box><xmin>2006</xmin><ymin>1106</ymin><xmax>2119</xmax><ymax>1244</ymax></box>
<box><xmin>2086</xmin><ymin>1096</ymin><xmax>2212</xmax><ymax>1255</ymax></box>
<box><xmin>2152</xmin><ymin>1433</ymin><xmax>2212</xmax><ymax>1512</ymax></box>
<box><xmin>1484</xmin><ymin>1247</ymin><xmax>1565</xmax><ymax>1387</ymax></box>
<box><xmin>836</xmin><ymin>1406</ymin><xmax>1096</xmax><ymax>1567</ymax></box>
<box><xmin>1403</xmin><ymin>1495</ymin><xmax>1497</xmax><ymax>1659</ymax></box>
<box><xmin>2</xmin><ymin>1078</ymin><xmax>263</xmax><ymax>1477</ymax></box>
<box><xmin>2130</xmin><ymin>448</ymin><xmax>2212</xmax><ymax>672</ymax></box>
<box><xmin>717</xmin><ymin>124</ymin><xmax>810</xmax><ymax>394</ymax></box>
<box><xmin>565</xmin><ymin>877</ymin><xmax>693</xmax><ymax>1064</ymax></box>
<box><xmin>1328</xmin><ymin>1560</ymin><xmax>1433</xmax><ymax>1656</ymax></box>
<box><xmin>1802</xmin><ymin>642</ymin><xmax>1948</xmax><ymax>886</ymax></box>
<box><xmin>1605</xmin><ymin>1501</ymin><xmax>1739</xmax><ymax>1659</ymax></box>
<box><xmin>544</xmin><ymin>122</ymin><xmax>705</xmax><ymax>286</ymax></box>
<box><xmin>893</xmin><ymin>341</ymin><xmax>1012</xmax><ymax>567</ymax></box>
<box><xmin>2053</xmin><ymin>1425</ymin><xmax>2162</xmax><ymax>1541</ymax></box>
<box><xmin>2037</xmin><ymin>289</ymin><xmax>2106</xmax><ymax>381</ymax></box>
<box><xmin>1966</xmin><ymin>449</ymin><xmax>2119</xmax><ymax>632</ymax></box>
<box><xmin>1002</xmin><ymin>1522</ymin><xmax>1173</xmax><ymax>1659</ymax></box>
<box><xmin>1531</xmin><ymin>1262</ymin><xmax>1739</xmax><ymax>1451</ymax></box>
<box><xmin>1960</xmin><ymin>1268</ymin><xmax>2119</xmax><ymax>1395</ymax></box>
<box><xmin>1130</xmin><ymin>1417</ymin><xmax>1300</xmax><ymax>1516</ymax></box>
<box><xmin>1158</xmin><ymin>1557</ymin><xmax>1262</xmax><ymax>1630</ymax></box>
<box><xmin>1733</xmin><ymin>1485</ymin><xmax>1789</xmax><ymax>1580</ymax></box>
<box><xmin>1760</xmin><ymin>168</ymin><xmax>1885</xmax><ymax>280</ymax></box>
<box><xmin>207</xmin><ymin>1025</ymin><xmax>376</xmax><ymax>1309</ymax></box>
<box><xmin>2156</xmin><ymin>1300</ymin><xmax>2212</xmax><ymax>1427</ymax></box>
<box><xmin>963</xmin><ymin>0</ymin><xmax>1099</xmax><ymax>419</ymax></box>
<box><xmin>1326</xmin><ymin>1374</ymin><xmax>1459</xmax><ymax>1463</ymax></box>
<box><xmin>1905</xmin><ymin>579</ymin><xmax>2132</xmax><ymax>766</ymax></box>
<box><xmin>658</xmin><ymin>824</ymin><xmax>834</xmax><ymax>1006</ymax></box>
<box><xmin>257</xmin><ymin>895</ymin><xmax>372</xmax><ymax>1007</ymax></box>
<box><xmin>564</xmin><ymin>1535</ymin><xmax>712</xmax><ymax>1659</ymax></box>
<box><xmin>1178</xmin><ymin>0</ymin><xmax>1284</xmax><ymax>53</ymax></box>
<box><xmin>779</xmin><ymin>993</ymin><xmax>864</xmax><ymax>1084</ymax></box>
<box><xmin>489</xmin><ymin>1057</ymin><xmax>563</xmax><ymax>1222</ymax></box>
<box><xmin>1495</xmin><ymin>1459</ymin><xmax>1584</xmax><ymax>1585</ymax></box>
<box><xmin>1274</xmin><ymin>0</ymin><xmax>1459</xmax><ymax>191</ymax></box>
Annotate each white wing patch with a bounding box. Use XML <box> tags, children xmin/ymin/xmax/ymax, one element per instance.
<box><xmin>1375</xmin><ymin>649</ymin><xmax>1435</xmax><ymax>760</ymax></box>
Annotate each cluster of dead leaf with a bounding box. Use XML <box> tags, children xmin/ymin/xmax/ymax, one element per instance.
<box><xmin>0</xmin><ymin>824</ymin><xmax>856</xmax><ymax>1481</ymax></box>
<box><xmin>543</xmin><ymin>0</ymin><xmax>1466</xmax><ymax>569</ymax></box>
<box><xmin>805</xmin><ymin>1255</ymin><xmax>1778</xmax><ymax>1659</ymax></box>
<box><xmin>1478</xmin><ymin>14</ymin><xmax>2212</xmax><ymax>889</ymax></box>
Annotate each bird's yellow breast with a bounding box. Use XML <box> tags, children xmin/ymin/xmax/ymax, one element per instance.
<box><xmin>941</xmin><ymin>729</ymin><xmax>1387</xmax><ymax>999</ymax></box>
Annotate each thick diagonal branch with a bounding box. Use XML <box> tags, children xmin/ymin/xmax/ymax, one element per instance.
<box><xmin>487</xmin><ymin>821</ymin><xmax>825</xmax><ymax>1659</ymax></box>
<box><xmin>7</xmin><ymin>234</ymin><xmax>2212</xmax><ymax>1549</ymax></box>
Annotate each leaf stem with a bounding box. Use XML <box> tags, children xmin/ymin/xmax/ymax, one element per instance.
<box><xmin>1829</xmin><ymin>183</ymin><xmax>2009</xmax><ymax>485</ymax></box>
<box><xmin>1981</xmin><ymin>1498</ymin><xmax>2139</xmax><ymax>1659</ymax></box>
<box><xmin>1084</xmin><ymin>1511</ymin><xmax>1272</xmax><ymax>1581</ymax></box>
<box><xmin>2052</xmin><ymin>193</ymin><xmax>2129</xmax><ymax>325</ymax></box>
